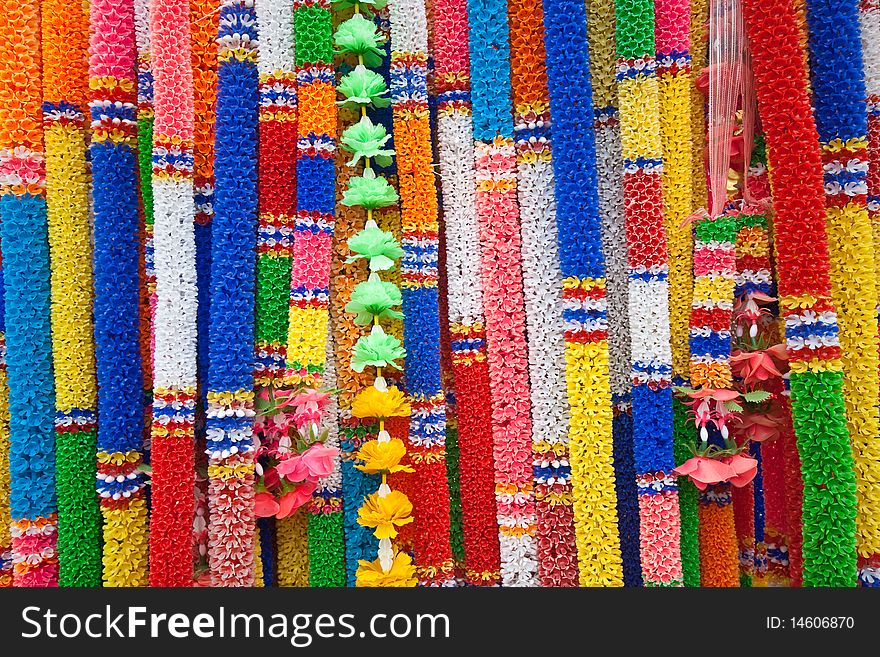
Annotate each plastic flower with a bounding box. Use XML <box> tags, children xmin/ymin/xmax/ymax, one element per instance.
<box><xmin>277</xmin><ymin>481</ymin><xmax>318</xmax><ymax>518</ymax></box>
<box><xmin>738</xmin><ymin>412</ymin><xmax>781</xmax><ymax>443</ymax></box>
<box><xmin>356</xmin><ymin>550</ymin><xmax>418</xmax><ymax>587</ymax></box>
<box><xmin>341</xmin><ymin>169</ymin><xmax>399</xmax><ymax>210</ymax></box>
<box><xmin>346</xmin><ymin>219</ymin><xmax>405</xmax><ymax>271</ymax></box>
<box><xmin>357</xmin><ymin>490</ymin><xmax>414</xmax><ymax>539</ymax></box>
<box><xmin>345</xmin><ymin>273</ymin><xmax>403</xmax><ymax>325</ymax></box>
<box><xmin>337</xmin><ymin>65</ymin><xmax>390</xmax><ymax>109</ymax></box>
<box><xmin>334</xmin><ymin>14</ymin><xmax>386</xmax><ymax>69</ymax></box>
<box><xmin>300</xmin><ymin>443</ymin><xmax>338</xmax><ymax>479</ymax></box>
<box><xmin>724</xmin><ymin>453</ymin><xmax>758</xmax><ymax>487</ymax></box>
<box><xmin>331</xmin><ymin>0</ymin><xmax>387</xmax><ymax>10</ymax></box>
<box><xmin>730</xmin><ymin>349</ymin><xmax>783</xmax><ymax>385</ymax></box>
<box><xmin>254</xmin><ymin>491</ymin><xmax>280</xmax><ymax>518</ymax></box>
<box><xmin>276</xmin><ymin>454</ymin><xmax>308</xmax><ymax>481</ymax></box>
<box><xmin>340</xmin><ymin>115</ymin><xmax>394</xmax><ymax>168</ymax></box>
<box><xmin>355</xmin><ymin>437</ymin><xmax>414</xmax><ymax>474</ymax></box>
<box><xmin>351</xmin><ymin>325</ymin><xmax>406</xmax><ymax>372</ymax></box>
<box><xmin>673</xmin><ymin>456</ymin><xmax>736</xmax><ymax>491</ymax></box>
<box><xmin>352</xmin><ymin>385</ymin><xmax>411</xmax><ymax>419</ymax></box>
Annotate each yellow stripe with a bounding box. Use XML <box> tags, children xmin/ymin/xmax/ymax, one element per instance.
<box><xmin>825</xmin><ymin>202</ymin><xmax>880</xmax><ymax>558</ymax></box>
<box><xmin>619</xmin><ymin>76</ymin><xmax>662</xmax><ymax>161</ymax></box>
<box><xmin>101</xmin><ymin>497</ymin><xmax>149</xmax><ymax>587</ymax></box>
<box><xmin>276</xmin><ymin>511</ymin><xmax>310</xmax><ymax>587</ymax></box>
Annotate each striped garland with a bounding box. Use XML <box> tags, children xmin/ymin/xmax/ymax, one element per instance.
<box><xmin>149</xmin><ymin>0</ymin><xmax>200</xmax><ymax>587</ymax></box>
<box><xmin>586</xmin><ymin>0</ymin><xmax>643</xmax><ymax>587</ymax></box>
<box><xmin>509</xmin><ymin>0</ymin><xmax>576</xmax><ymax>588</ymax></box>
<box><xmin>191</xmin><ymin>0</ymin><xmax>220</xmax><ymax>578</ymax></box>
<box><xmin>205</xmin><ymin>0</ymin><xmax>259</xmax><ymax>587</ymax></box>
<box><xmin>0</xmin><ymin>0</ymin><xmax>58</xmax><ymax>587</ymax></box>
<box><xmin>432</xmin><ymin>0</ymin><xmax>501</xmax><ymax>586</ymax></box>
<box><xmin>0</xmin><ymin>258</ymin><xmax>9</xmax><ymax>587</ymax></box>
<box><xmin>281</xmin><ymin>0</ymin><xmax>336</xmax><ymax>587</ymax></box>
<box><xmin>89</xmin><ymin>0</ymin><xmax>149</xmax><ymax>588</ymax></box>
<box><xmin>468</xmin><ymin>0</ymin><xmax>537</xmax><ymax>588</ymax></box>
<box><xmin>253</xmin><ymin>0</ymin><xmax>296</xmax><ymax>588</ymax></box>
<box><xmin>690</xmin><ymin>210</ymin><xmax>740</xmax><ymax>588</ymax></box>
<box><xmin>388</xmin><ymin>0</ymin><xmax>454</xmax><ymax>586</ymax></box>
<box><xmin>42</xmin><ymin>0</ymin><xmax>101</xmax><ymax>586</ymax></box>
<box><xmin>543</xmin><ymin>0</ymin><xmax>623</xmax><ymax>586</ymax></box>
<box><xmin>615</xmin><ymin>0</ymin><xmax>684</xmax><ymax>586</ymax></box>
<box><xmin>804</xmin><ymin>0</ymin><xmax>880</xmax><ymax>587</ymax></box>
<box><xmin>744</xmin><ymin>0</ymin><xmax>859</xmax><ymax>587</ymax></box>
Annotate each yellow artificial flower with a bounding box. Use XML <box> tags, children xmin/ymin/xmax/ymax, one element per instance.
<box><xmin>356</xmin><ymin>550</ymin><xmax>418</xmax><ymax>587</ymax></box>
<box><xmin>354</xmin><ymin>438</ymin><xmax>414</xmax><ymax>475</ymax></box>
<box><xmin>357</xmin><ymin>490</ymin><xmax>414</xmax><ymax>539</ymax></box>
<box><xmin>352</xmin><ymin>385</ymin><xmax>410</xmax><ymax>420</ymax></box>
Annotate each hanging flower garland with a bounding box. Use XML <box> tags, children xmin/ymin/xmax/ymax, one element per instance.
<box><xmin>431</xmin><ymin>0</ymin><xmax>500</xmax><ymax>586</ymax></box>
<box><xmin>585</xmin><ymin>0</ymin><xmax>643</xmax><ymax>587</ymax></box>
<box><xmin>203</xmin><ymin>0</ymin><xmax>259</xmax><ymax>587</ymax></box>
<box><xmin>468</xmin><ymin>0</ymin><xmax>537</xmax><ymax>588</ymax></box>
<box><xmin>149</xmin><ymin>0</ymin><xmax>201</xmax><ymax>587</ymax></box>
<box><xmin>0</xmin><ymin>256</ymin><xmax>10</xmax><ymax>588</ymax></box>
<box><xmin>42</xmin><ymin>0</ymin><xmax>101</xmax><ymax>587</ymax></box>
<box><xmin>0</xmin><ymin>0</ymin><xmax>57</xmax><ymax>588</ymax></box>
<box><xmin>89</xmin><ymin>0</ymin><xmax>149</xmax><ymax>588</ymax></box>
<box><xmin>615</xmin><ymin>0</ymin><xmax>684</xmax><ymax>586</ymax></box>
<box><xmin>543</xmin><ymin>0</ymin><xmax>623</xmax><ymax>586</ymax></box>
<box><xmin>803</xmin><ymin>0</ymin><xmax>880</xmax><ymax>589</ymax></box>
<box><xmin>509</xmin><ymin>0</ymin><xmax>577</xmax><ymax>588</ymax></box>
<box><xmin>743</xmin><ymin>0</ymin><xmax>859</xmax><ymax>587</ymax></box>
<box><xmin>386</xmin><ymin>0</ymin><xmax>454</xmax><ymax>587</ymax></box>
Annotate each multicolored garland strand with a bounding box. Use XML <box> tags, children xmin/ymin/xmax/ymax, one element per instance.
<box><xmin>388</xmin><ymin>0</ymin><xmax>454</xmax><ymax>587</ymax></box>
<box><xmin>0</xmin><ymin>251</ymin><xmax>10</xmax><ymax>588</ymax></box>
<box><xmin>586</xmin><ymin>0</ymin><xmax>643</xmax><ymax>587</ymax></box>
<box><xmin>544</xmin><ymin>0</ymin><xmax>623</xmax><ymax>586</ymax></box>
<box><xmin>432</xmin><ymin>0</ymin><xmax>501</xmax><ymax>586</ymax></box>
<box><xmin>89</xmin><ymin>0</ymin><xmax>149</xmax><ymax>588</ymax></box>
<box><xmin>0</xmin><ymin>0</ymin><xmax>58</xmax><ymax>587</ymax></box>
<box><xmin>468</xmin><ymin>0</ymin><xmax>537</xmax><ymax>587</ymax></box>
<box><xmin>43</xmin><ymin>0</ymin><xmax>101</xmax><ymax>586</ymax></box>
<box><xmin>510</xmin><ymin>0</ymin><xmax>578</xmax><ymax>587</ymax></box>
<box><xmin>804</xmin><ymin>0</ymin><xmax>880</xmax><ymax>588</ymax></box>
<box><xmin>743</xmin><ymin>0</ymin><xmax>859</xmax><ymax>587</ymax></box>
<box><xmin>615</xmin><ymin>0</ymin><xmax>684</xmax><ymax>586</ymax></box>
<box><xmin>205</xmin><ymin>0</ymin><xmax>259</xmax><ymax>587</ymax></box>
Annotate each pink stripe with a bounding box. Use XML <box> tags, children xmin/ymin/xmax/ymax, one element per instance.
<box><xmin>150</xmin><ymin>0</ymin><xmax>194</xmax><ymax>140</ymax></box>
<box><xmin>89</xmin><ymin>0</ymin><xmax>137</xmax><ymax>81</ymax></box>
<box><xmin>291</xmin><ymin>232</ymin><xmax>333</xmax><ymax>289</ymax></box>
<box><xmin>655</xmin><ymin>0</ymin><xmax>691</xmax><ymax>55</ymax></box>
<box><xmin>637</xmin><ymin>491</ymin><xmax>684</xmax><ymax>584</ymax></box>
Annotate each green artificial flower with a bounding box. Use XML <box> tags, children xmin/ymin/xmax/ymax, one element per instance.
<box><xmin>334</xmin><ymin>14</ymin><xmax>386</xmax><ymax>68</ymax></box>
<box><xmin>346</xmin><ymin>218</ymin><xmax>405</xmax><ymax>271</ymax></box>
<box><xmin>342</xmin><ymin>169</ymin><xmax>399</xmax><ymax>211</ymax></box>
<box><xmin>337</xmin><ymin>65</ymin><xmax>391</xmax><ymax>110</ymax></box>
<box><xmin>351</xmin><ymin>324</ymin><xmax>406</xmax><ymax>372</ymax></box>
<box><xmin>345</xmin><ymin>273</ymin><xmax>403</xmax><ymax>325</ymax></box>
<box><xmin>331</xmin><ymin>0</ymin><xmax>387</xmax><ymax>11</ymax></box>
<box><xmin>341</xmin><ymin>115</ymin><xmax>394</xmax><ymax>168</ymax></box>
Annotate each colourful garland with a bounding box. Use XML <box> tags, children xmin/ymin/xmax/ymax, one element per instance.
<box><xmin>42</xmin><ymin>0</ymin><xmax>101</xmax><ymax>586</ymax></box>
<box><xmin>253</xmin><ymin>0</ymin><xmax>297</xmax><ymax>588</ymax></box>
<box><xmin>544</xmin><ymin>0</ymin><xmax>623</xmax><ymax>586</ymax></box>
<box><xmin>0</xmin><ymin>258</ymin><xmax>9</xmax><ymax>587</ymax></box>
<box><xmin>468</xmin><ymin>0</ymin><xmax>537</xmax><ymax>587</ymax></box>
<box><xmin>509</xmin><ymin>0</ymin><xmax>577</xmax><ymax>587</ymax></box>
<box><xmin>150</xmin><ymin>0</ymin><xmax>200</xmax><ymax>587</ymax></box>
<box><xmin>804</xmin><ymin>0</ymin><xmax>880</xmax><ymax>588</ymax></box>
<box><xmin>432</xmin><ymin>0</ymin><xmax>500</xmax><ymax>586</ymax></box>
<box><xmin>204</xmin><ymin>0</ymin><xmax>259</xmax><ymax>587</ymax></box>
<box><xmin>387</xmin><ymin>0</ymin><xmax>454</xmax><ymax>587</ymax></box>
<box><xmin>89</xmin><ymin>0</ymin><xmax>149</xmax><ymax>588</ymax></box>
<box><xmin>615</xmin><ymin>0</ymin><xmax>684</xmax><ymax>586</ymax></box>
<box><xmin>586</xmin><ymin>0</ymin><xmax>643</xmax><ymax>587</ymax></box>
<box><xmin>280</xmin><ymin>0</ymin><xmax>336</xmax><ymax>587</ymax></box>
<box><xmin>743</xmin><ymin>0</ymin><xmax>859</xmax><ymax>586</ymax></box>
<box><xmin>0</xmin><ymin>0</ymin><xmax>58</xmax><ymax>587</ymax></box>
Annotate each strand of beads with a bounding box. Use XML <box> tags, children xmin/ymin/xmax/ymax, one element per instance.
<box><xmin>42</xmin><ymin>0</ymin><xmax>101</xmax><ymax>586</ymax></box>
<box><xmin>88</xmin><ymin>0</ymin><xmax>149</xmax><ymax>587</ymax></box>
<box><xmin>544</xmin><ymin>0</ymin><xmax>623</xmax><ymax>586</ymax></box>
